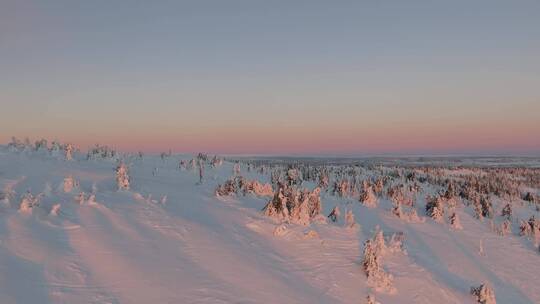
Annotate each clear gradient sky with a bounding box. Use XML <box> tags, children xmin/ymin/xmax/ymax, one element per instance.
<box><xmin>1</xmin><ymin>1</ymin><xmax>539</xmax><ymax>155</ymax></box>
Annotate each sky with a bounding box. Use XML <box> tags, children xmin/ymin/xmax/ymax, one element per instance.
<box><xmin>1</xmin><ymin>0</ymin><xmax>539</xmax><ymax>155</ymax></box>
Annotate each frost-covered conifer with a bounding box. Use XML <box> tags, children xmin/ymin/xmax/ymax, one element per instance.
<box><xmin>318</xmin><ymin>171</ymin><xmax>329</xmax><ymax>189</ymax></box>
<box><xmin>480</xmin><ymin>196</ymin><xmax>494</xmax><ymax>219</ymax></box>
<box><xmin>34</xmin><ymin>139</ymin><xmax>48</xmax><ymax>151</ymax></box>
<box><xmin>362</xmin><ymin>232</ymin><xmax>394</xmax><ymax>292</ymax></box>
<box><xmin>116</xmin><ymin>162</ymin><xmax>130</xmax><ymax>191</ymax></box>
<box><xmin>499</xmin><ymin>219</ymin><xmax>511</xmax><ymax>236</ymax></box>
<box><xmin>425</xmin><ymin>195</ymin><xmax>444</xmax><ymax>222</ymax></box>
<box><xmin>336</xmin><ymin>179</ymin><xmax>350</xmax><ymax>197</ymax></box>
<box><xmin>233</xmin><ymin>163</ymin><xmax>241</xmax><ymax>176</ymax></box>
<box><xmin>328</xmin><ymin>206</ymin><xmax>340</xmax><ymax>222</ymax></box>
<box><xmin>392</xmin><ymin>201</ymin><xmax>403</xmax><ymax>218</ymax></box>
<box><xmin>470</xmin><ymin>283</ymin><xmax>496</xmax><ymax>304</ymax></box>
<box><xmin>262</xmin><ymin>183</ymin><xmax>322</xmax><ymax>225</ymax></box>
<box><xmin>345</xmin><ymin>209</ymin><xmax>356</xmax><ymax>228</ymax></box>
<box><xmin>198</xmin><ymin>159</ymin><xmax>204</xmax><ymax>184</ymax></box>
<box><xmin>19</xmin><ymin>191</ymin><xmax>40</xmax><ymax>213</ymax></box>
<box><xmin>366</xmin><ymin>294</ymin><xmax>379</xmax><ymax>304</ymax></box>
<box><xmin>520</xmin><ymin>219</ymin><xmax>533</xmax><ymax>237</ymax></box>
<box><xmin>501</xmin><ymin>203</ymin><xmax>512</xmax><ymax>220</ymax></box>
<box><xmin>360</xmin><ymin>185</ymin><xmax>378</xmax><ymax>208</ymax></box>
<box><xmin>62</xmin><ymin>176</ymin><xmax>78</xmax><ymax>193</ymax></box>
<box><xmin>65</xmin><ymin>143</ymin><xmax>74</xmax><ymax>161</ymax></box>
<box><xmin>449</xmin><ymin>212</ymin><xmax>462</xmax><ymax>230</ymax></box>
<box><xmin>50</xmin><ymin>203</ymin><xmax>61</xmax><ymax>216</ymax></box>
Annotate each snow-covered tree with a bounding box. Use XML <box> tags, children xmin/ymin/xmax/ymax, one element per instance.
<box><xmin>62</xmin><ymin>176</ymin><xmax>78</xmax><ymax>193</ymax></box>
<box><xmin>480</xmin><ymin>196</ymin><xmax>494</xmax><ymax>219</ymax></box>
<box><xmin>198</xmin><ymin>158</ymin><xmax>204</xmax><ymax>184</ymax></box>
<box><xmin>65</xmin><ymin>143</ymin><xmax>74</xmax><ymax>161</ymax></box>
<box><xmin>345</xmin><ymin>209</ymin><xmax>356</xmax><ymax>228</ymax></box>
<box><xmin>34</xmin><ymin>138</ymin><xmax>48</xmax><ymax>151</ymax></box>
<box><xmin>19</xmin><ymin>191</ymin><xmax>40</xmax><ymax>213</ymax></box>
<box><xmin>362</xmin><ymin>233</ymin><xmax>394</xmax><ymax>293</ymax></box>
<box><xmin>286</xmin><ymin>167</ymin><xmax>301</xmax><ymax>186</ymax></box>
<box><xmin>366</xmin><ymin>294</ymin><xmax>379</xmax><ymax>304</ymax></box>
<box><xmin>233</xmin><ymin>163</ymin><xmax>241</xmax><ymax>176</ymax></box>
<box><xmin>333</xmin><ymin>179</ymin><xmax>351</xmax><ymax>197</ymax></box>
<box><xmin>498</xmin><ymin>219</ymin><xmax>511</xmax><ymax>236</ymax></box>
<box><xmin>449</xmin><ymin>212</ymin><xmax>462</xmax><ymax>230</ymax></box>
<box><xmin>425</xmin><ymin>195</ymin><xmax>444</xmax><ymax>222</ymax></box>
<box><xmin>501</xmin><ymin>203</ymin><xmax>512</xmax><ymax>220</ymax></box>
<box><xmin>520</xmin><ymin>219</ymin><xmax>533</xmax><ymax>237</ymax></box>
<box><xmin>470</xmin><ymin>283</ymin><xmax>496</xmax><ymax>304</ymax></box>
<box><xmin>328</xmin><ymin>206</ymin><xmax>340</xmax><ymax>222</ymax></box>
<box><xmin>116</xmin><ymin>162</ymin><xmax>130</xmax><ymax>190</ymax></box>
<box><xmin>262</xmin><ymin>183</ymin><xmax>323</xmax><ymax>225</ymax></box>
<box><xmin>360</xmin><ymin>185</ymin><xmax>378</xmax><ymax>208</ymax></box>
<box><xmin>391</xmin><ymin>201</ymin><xmax>403</xmax><ymax>218</ymax></box>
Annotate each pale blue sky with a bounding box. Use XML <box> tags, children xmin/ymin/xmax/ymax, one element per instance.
<box><xmin>1</xmin><ymin>1</ymin><xmax>539</xmax><ymax>154</ymax></box>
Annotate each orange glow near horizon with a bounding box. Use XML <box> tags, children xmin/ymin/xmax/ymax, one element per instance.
<box><xmin>2</xmin><ymin>117</ymin><xmax>538</xmax><ymax>155</ymax></box>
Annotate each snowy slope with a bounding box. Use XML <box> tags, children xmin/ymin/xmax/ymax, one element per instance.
<box><xmin>0</xmin><ymin>148</ymin><xmax>538</xmax><ymax>304</ymax></box>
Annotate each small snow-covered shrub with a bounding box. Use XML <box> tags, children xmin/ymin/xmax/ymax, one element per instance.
<box><xmin>62</xmin><ymin>176</ymin><xmax>78</xmax><ymax>193</ymax></box>
<box><xmin>366</xmin><ymin>294</ymin><xmax>379</xmax><ymax>304</ymax></box>
<box><xmin>50</xmin><ymin>204</ymin><xmax>61</xmax><ymax>216</ymax></box>
<box><xmin>19</xmin><ymin>191</ymin><xmax>40</xmax><ymax>213</ymax></box>
<box><xmin>303</xmin><ymin>229</ymin><xmax>319</xmax><ymax>239</ymax></box>
<box><xmin>273</xmin><ymin>224</ymin><xmax>287</xmax><ymax>236</ymax></box>
<box><xmin>470</xmin><ymin>283</ymin><xmax>496</xmax><ymax>304</ymax></box>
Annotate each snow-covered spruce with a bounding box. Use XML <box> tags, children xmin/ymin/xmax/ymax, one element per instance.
<box><xmin>332</xmin><ymin>179</ymin><xmax>351</xmax><ymax>198</ymax></box>
<box><xmin>65</xmin><ymin>143</ymin><xmax>74</xmax><ymax>161</ymax></box>
<box><xmin>215</xmin><ymin>176</ymin><xmax>273</xmax><ymax>197</ymax></box>
<box><xmin>345</xmin><ymin>209</ymin><xmax>356</xmax><ymax>228</ymax></box>
<box><xmin>425</xmin><ymin>195</ymin><xmax>444</xmax><ymax>222</ymax></box>
<box><xmin>361</xmin><ymin>232</ymin><xmax>394</xmax><ymax>293</ymax></box>
<box><xmin>262</xmin><ymin>183</ymin><xmax>323</xmax><ymax>225</ymax></box>
<box><xmin>501</xmin><ymin>203</ymin><xmax>512</xmax><ymax>220</ymax></box>
<box><xmin>470</xmin><ymin>283</ymin><xmax>496</xmax><ymax>304</ymax></box>
<box><xmin>19</xmin><ymin>191</ymin><xmax>40</xmax><ymax>214</ymax></box>
<box><xmin>49</xmin><ymin>203</ymin><xmax>61</xmax><ymax>216</ymax></box>
<box><xmin>62</xmin><ymin>176</ymin><xmax>79</xmax><ymax>193</ymax></box>
<box><xmin>366</xmin><ymin>294</ymin><xmax>379</xmax><ymax>304</ymax></box>
<box><xmin>87</xmin><ymin>144</ymin><xmax>117</xmax><ymax>160</ymax></box>
<box><xmin>449</xmin><ymin>212</ymin><xmax>462</xmax><ymax>230</ymax></box>
<box><xmin>328</xmin><ymin>206</ymin><xmax>340</xmax><ymax>223</ymax></box>
<box><xmin>498</xmin><ymin>219</ymin><xmax>511</xmax><ymax>236</ymax></box>
<box><xmin>241</xmin><ymin>180</ymin><xmax>273</xmax><ymax>196</ymax></box>
<box><xmin>116</xmin><ymin>162</ymin><xmax>130</xmax><ymax>191</ymax></box>
<box><xmin>479</xmin><ymin>196</ymin><xmax>494</xmax><ymax>219</ymax></box>
<box><xmin>360</xmin><ymin>184</ymin><xmax>378</xmax><ymax>208</ymax></box>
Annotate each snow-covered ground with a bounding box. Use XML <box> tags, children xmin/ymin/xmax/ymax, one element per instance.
<box><xmin>0</xmin><ymin>147</ymin><xmax>538</xmax><ymax>303</ymax></box>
